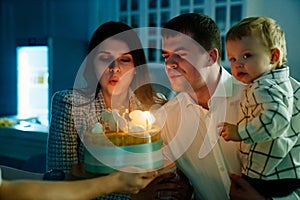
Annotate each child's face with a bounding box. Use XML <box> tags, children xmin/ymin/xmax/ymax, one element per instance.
<box><xmin>226</xmin><ymin>36</ymin><xmax>273</xmax><ymax>84</ymax></box>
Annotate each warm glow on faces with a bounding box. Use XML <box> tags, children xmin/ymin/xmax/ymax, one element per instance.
<box><xmin>226</xmin><ymin>36</ymin><xmax>273</xmax><ymax>84</ymax></box>
<box><xmin>94</xmin><ymin>38</ymin><xmax>135</xmax><ymax>96</ymax></box>
<box><xmin>162</xmin><ymin>34</ymin><xmax>209</xmax><ymax>93</ymax></box>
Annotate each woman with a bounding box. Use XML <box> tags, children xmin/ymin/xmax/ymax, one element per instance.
<box><xmin>47</xmin><ymin>21</ymin><xmax>166</xmax><ymax>200</ymax></box>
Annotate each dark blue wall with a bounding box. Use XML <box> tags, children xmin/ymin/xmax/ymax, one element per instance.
<box><xmin>0</xmin><ymin>0</ymin><xmax>89</xmax><ymax>116</ymax></box>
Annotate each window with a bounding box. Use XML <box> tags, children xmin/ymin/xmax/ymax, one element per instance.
<box><xmin>214</xmin><ymin>0</ymin><xmax>243</xmax><ymax>65</ymax></box>
<box><xmin>180</xmin><ymin>0</ymin><xmax>189</xmax><ymax>6</ymax></box>
<box><xmin>120</xmin><ymin>0</ymin><xmax>127</xmax><ymax>11</ymax></box>
<box><xmin>131</xmin><ymin>14</ymin><xmax>139</xmax><ymax>28</ymax></box>
<box><xmin>194</xmin><ymin>0</ymin><xmax>204</xmax><ymax>4</ymax></box>
<box><xmin>230</xmin><ymin>5</ymin><xmax>242</xmax><ymax>26</ymax></box>
<box><xmin>113</xmin><ymin>0</ymin><xmax>244</xmax><ymax>64</ymax></box>
<box><xmin>149</xmin><ymin>0</ymin><xmax>156</xmax><ymax>8</ymax></box>
<box><xmin>216</xmin><ymin>6</ymin><xmax>226</xmax><ymax>31</ymax></box>
<box><xmin>149</xmin><ymin>13</ymin><xmax>157</xmax><ymax>27</ymax></box>
<box><xmin>131</xmin><ymin>0</ymin><xmax>138</xmax><ymax>10</ymax></box>
<box><xmin>194</xmin><ymin>8</ymin><xmax>204</xmax><ymax>14</ymax></box>
<box><xmin>161</xmin><ymin>12</ymin><xmax>170</xmax><ymax>27</ymax></box>
<box><xmin>161</xmin><ymin>0</ymin><xmax>169</xmax><ymax>8</ymax></box>
<box><xmin>148</xmin><ymin>40</ymin><xmax>157</xmax><ymax>61</ymax></box>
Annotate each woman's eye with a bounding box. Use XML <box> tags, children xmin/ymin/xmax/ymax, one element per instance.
<box><xmin>99</xmin><ymin>56</ymin><xmax>113</xmax><ymax>62</ymax></box>
<box><xmin>120</xmin><ymin>58</ymin><xmax>131</xmax><ymax>62</ymax></box>
<box><xmin>118</xmin><ymin>54</ymin><xmax>133</xmax><ymax>63</ymax></box>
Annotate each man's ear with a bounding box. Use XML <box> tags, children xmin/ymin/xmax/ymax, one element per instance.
<box><xmin>207</xmin><ymin>48</ymin><xmax>219</xmax><ymax>65</ymax></box>
<box><xmin>270</xmin><ymin>48</ymin><xmax>280</xmax><ymax>64</ymax></box>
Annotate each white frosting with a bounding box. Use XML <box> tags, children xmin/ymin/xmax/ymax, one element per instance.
<box><xmin>129</xmin><ymin>110</ymin><xmax>155</xmax><ymax>130</ymax></box>
<box><xmin>98</xmin><ymin>109</ymin><xmax>156</xmax><ymax>133</ymax></box>
<box><xmin>112</xmin><ymin>109</ymin><xmax>127</xmax><ymax>131</ymax></box>
<box><xmin>127</xmin><ymin>122</ymin><xmax>145</xmax><ymax>133</ymax></box>
<box><xmin>91</xmin><ymin>122</ymin><xmax>104</xmax><ymax>134</ymax></box>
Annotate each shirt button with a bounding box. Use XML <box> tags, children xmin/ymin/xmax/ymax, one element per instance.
<box><xmin>219</xmin><ymin>166</ymin><xmax>225</xmax><ymax>172</ymax></box>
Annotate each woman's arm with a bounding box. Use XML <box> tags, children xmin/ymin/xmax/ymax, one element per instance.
<box><xmin>0</xmin><ymin>167</ymin><xmax>157</xmax><ymax>200</ymax></box>
<box><xmin>47</xmin><ymin>90</ymin><xmax>80</xmax><ymax>173</ymax></box>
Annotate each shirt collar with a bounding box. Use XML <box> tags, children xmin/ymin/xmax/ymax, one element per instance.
<box><xmin>175</xmin><ymin>67</ymin><xmax>237</xmax><ymax>107</ymax></box>
<box><xmin>175</xmin><ymin>92</ymin><xmax>197</xmax><ymax>107</ymax></box>
<box><xmin>212</xmin><ymin>67</ymin><xmax>234</xmax><ymax>98</ymax></box>
<box><xmin>255</xmin><ymin>66</ymin><xmax>290</xmax><ymax>83</ymax></box>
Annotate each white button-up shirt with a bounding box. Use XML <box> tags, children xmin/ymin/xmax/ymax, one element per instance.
<box><xmin>156</xmin><ymin>68</ymin><xmax>244</xmax><ymax>200</ymax></box>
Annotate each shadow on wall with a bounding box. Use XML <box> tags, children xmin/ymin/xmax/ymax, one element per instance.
<box><xmin>149</xmin><ymin>63</ymin><xmax>177</xmax><ymax>101</ymax></box>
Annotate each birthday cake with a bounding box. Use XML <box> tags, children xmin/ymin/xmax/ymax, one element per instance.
<box><xmin>84</xmin><ymin>109</ymin><xmax>163</xmax><ymax>174</ymax></box>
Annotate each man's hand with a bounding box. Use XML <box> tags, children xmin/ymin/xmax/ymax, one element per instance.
<box><xmin>132</xmin><ymin>169</ymin><xmax>193</xmax><ymax>200</ymax></box>
<box><xmin>229</xmin><ymin>173</ymin><xmax>265</xmax><ymax>200</ymax></box>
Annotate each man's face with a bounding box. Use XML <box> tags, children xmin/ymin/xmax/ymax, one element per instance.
<box><xmin>161</xmin><ymin>33</ymin><xmax>209</xmax><ymax>93</ymax></box>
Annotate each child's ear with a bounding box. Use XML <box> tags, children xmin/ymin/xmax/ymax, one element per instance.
<box><xmin>270</xmin><ymin>48</ymin><xmax>280</xmax><ymax>64</ymax></box>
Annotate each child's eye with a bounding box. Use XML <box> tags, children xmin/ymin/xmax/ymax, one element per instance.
<box><xmin>229</xmin><ymin>57</ymin><xmax>236</xmax><ymax>62</ymax></box>
<box><xmin>242</xmin><ymin>53</ymin><xmax>251</xmax><ymax>59</ymax></box>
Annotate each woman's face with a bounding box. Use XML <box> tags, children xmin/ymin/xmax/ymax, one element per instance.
<box><xmin>94</xmin><ymin>38</ymin><xmax>135</xmax><ymax>96</ymax></box>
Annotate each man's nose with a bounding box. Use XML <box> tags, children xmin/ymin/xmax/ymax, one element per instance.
<box><xmin>165</xmin><ymin>55</ymin><xmax>178</xmax><ymax>69</ymax></box>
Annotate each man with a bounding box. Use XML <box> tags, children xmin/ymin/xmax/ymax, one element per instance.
<box><xmin>158</xmin><ymin>13</ymin><xmax>300</xmax><ymax>200</ymax></box>
<box><xmin>157</xmin><ymin>13</ymin><xmax>243</xmax><ymax>200</ymax></box>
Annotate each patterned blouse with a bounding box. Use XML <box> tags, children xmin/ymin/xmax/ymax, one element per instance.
<box><xmin>47</xmin><ymin>89</ymin><xmax>146</xmax><ymax>200</ymax></box>
<box><xmin>0</xmin><ymin>169</ymin><xmax>2</xmax><ymax>188</ymax></box>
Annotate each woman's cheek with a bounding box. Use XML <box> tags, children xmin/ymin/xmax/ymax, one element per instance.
<box><xmin>120</xmin><ymin>70</ymin><xmax>134</xmax><ymax>86</ymax></box>
<box><xmin>93</xmin><ymin>58</ymin><xmax>106</xmax><ymax>77</ymax></box>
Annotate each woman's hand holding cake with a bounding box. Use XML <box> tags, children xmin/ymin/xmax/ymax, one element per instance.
<box><xmin>111</xmin><ymin>166</ymin><xmax>158</xmax><ymax>194</ymax></box>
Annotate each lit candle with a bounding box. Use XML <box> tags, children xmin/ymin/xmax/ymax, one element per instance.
<box><xmin>146</xmin><ymin>119</ymin><xmax>149</xmax><ymax>130</ymax></box>
<box><xmin>129</xmin><ymin>110</ymin><xmax>155</xmax><ymax>130</ymax></box>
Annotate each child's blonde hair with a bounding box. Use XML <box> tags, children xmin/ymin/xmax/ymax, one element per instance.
<box><xmin>226</xmin><ymin>16</ymin><xmax>287</xmax><ymax>68</ymax></box>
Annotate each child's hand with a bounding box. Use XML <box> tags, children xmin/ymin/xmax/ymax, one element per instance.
<box><xmin>218</xmin><ymin>122</ymin><xmax>241</xmax><ymax>141</ymax></box>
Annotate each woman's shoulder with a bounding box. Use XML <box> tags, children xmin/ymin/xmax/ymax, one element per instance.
<box><xmin>52</xmin><ymin>89</ymin><xmax>92</xmax><ymax>104</ymax></box>
<box><xmin>52</xmin><ymin>89</ymin><xmax>73</xmax><ymax>98</ymax></box>
<box><xmin>51</xmin><ymin>89</ymin><xmax>94</xmax><ymax>117</ymax></box>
